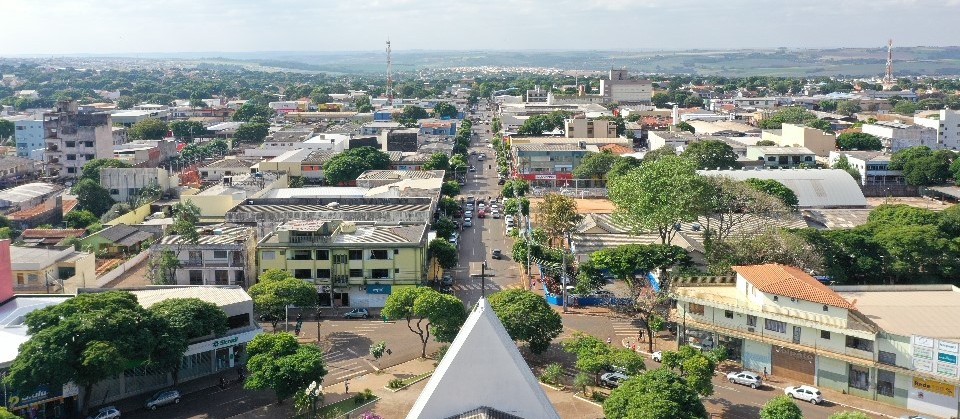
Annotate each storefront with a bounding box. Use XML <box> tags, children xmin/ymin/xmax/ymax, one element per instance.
<box><xmin>346</xmin><ymin>284</ymin><xmax>416</xmax><ymax>308</ymax></box>
<box><xmin>180</xmin><ymin>329</ymin><xmax>261</xmax><ymax>381</ymax></box>
<box><xmin>3</xmin><ymin>383</ymin><xmax>78</xmax><ymax>419</ymax></box>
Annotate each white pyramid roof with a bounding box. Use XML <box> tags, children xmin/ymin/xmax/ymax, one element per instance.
<box><xmin>406</xmin><ymin>299</ymin><xmax>560</xmax><ymax>419</ymax></box>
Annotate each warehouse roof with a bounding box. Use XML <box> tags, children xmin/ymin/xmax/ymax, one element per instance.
<box><xmin>834</xmin><ymin>285</ymin><xmax>960</xmax><ymax>340</ymax></box>
<box><xmin>698</xmin><ymin>169</ymin><xmax>868</xmax><ymax>209</ymax></box>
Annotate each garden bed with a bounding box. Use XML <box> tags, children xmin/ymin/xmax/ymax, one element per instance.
<box><xmin>317</xmin><ymin>395</ymin><xmax>379</xmax><ymax>417</ymax></box>
<box><xmin>384</xmin><ymin>371</ymin><xmax>433</xmax><ymax>392</ymax></box>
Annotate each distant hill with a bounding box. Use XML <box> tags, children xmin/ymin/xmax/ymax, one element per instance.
<box><xmin>183</xmin><ymin>47</ymin><xmax>960</xmax><ymax>77</ymax></box>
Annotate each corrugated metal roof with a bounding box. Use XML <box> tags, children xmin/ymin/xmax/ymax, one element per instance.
<box><xmin>698</xmin><ymin>169</ymin><xmax>868</xmax><ymax>209</ymax></box>
<box><xmin>160</xmin><ymin>224</ymin><xmax>252</xmax><ymax>245</ymax></box>
<box><xmin>129</xmin><ymin>286</ymin><xmax>252</xmax><ymax>309</ymax></box>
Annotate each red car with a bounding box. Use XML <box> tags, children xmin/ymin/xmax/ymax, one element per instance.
<box><xmin>478</xmin><ymin>210</ymin><xmax>486</xmax><ymax>218</ymax></box>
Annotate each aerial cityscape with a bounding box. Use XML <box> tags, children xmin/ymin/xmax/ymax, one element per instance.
<box><xmin>3</xmin><ymin>1</ymin><xmax>960</xmax><ymax>419</ymax></box>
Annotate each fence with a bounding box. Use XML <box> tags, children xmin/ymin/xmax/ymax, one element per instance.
<box><xmin>860</xmin><ymin>184</ymin><xmax>920</xmax><ymax>197</ymax></box>
<box><xmin>529</xmin><ymin>187</ymin><xmax>608</xmax><ymax>198</ymax></box>
<box><xmin>96</xmin><ymin>250</ymin><xmax>151</xmax><ymax>287</ymax></box>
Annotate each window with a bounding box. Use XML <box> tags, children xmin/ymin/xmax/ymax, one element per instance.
<box><xmin>877</xmin><ymin>370</ymin><xmax>895</xmax><ymax>397</ymax></box>
<box><xmin>688</xmin><ymin>303</ymin><xmax>704</xmax><ymax>315</ymax></box>
<box><xmin>189</xmin><ymin>270</ymin><xmax>203</xmax><ymax>285</ymax></box>
<box><xmin>845</xmin><ymin>336</ymin><xmax>874</xmax><ymax>352</ymax></box>
<box><xmin>261</xmin><ymin>251</ymin><xmax>276</xmax><ymax>260</ymax></box>
<box><xmin>84</xmin><ymin>141</ymin><xmax>94</xmax><ymax>147</ymax></box>
<box><xmin>348</xmin><ymin>249</ymin><xmax>363</xmax><ymax>260</ymax></box>
<box><xmin>214</xmin><ymin>270</ymin><xmax>228</xmax><ymax>285</ymax></box>
<box><xmin>849</xmin><ymin>365</ymin><xmax>869</xmax><ymax>391</ymax></box>
<box><xmin>393</xmin><ymin>249</ymin><xmax>399</xmax><ymax>255</ymax></box>
<box><xmin>213</xmin><ymin>250</ymin><xmax>228</xmax><ymax>259</ymax></box>
<box><xmin>395</xmin><ymin>268</ymin><xmax>400</xmax><ymax>273</ymax></box>
<box><xmin>773</xmin><ymin>295</ymin><xmax>779</xmax><ymax>301</ymax></box>
<box><xmin>227</xmin><ymin>314</ymin><xmax>249</xmax><ymax>329</ymax></box>
<box><xmin>65</xmin><ymin>141</ymin><xmax>75</xmax><ymax>147</ymax></box>
<box><xmin>290</xmin><ymin>250</ymin><xmax>312</xmax><ymax>260</ymax></box>
<box><xmin>333</xmin><ymin>254</ymin><xmax>347</xmax><ymax>264</ymax></box>
<box><xmin>724</xmin><ymin>310</ymin><xmax>733</xmax><ymax>319</ymax></box>
<box><xmin>66</xmin><ymin>154</ymin><xmax>76</xmax><ymax>160</ymax></box>
<box><xmin>371</xmin><ymin>269</ymin><xmax>390</xmax><ymax>279</ymax></box>
<box><xmin>16</xmin><ymin>273</ymin><xmax>24</xmax><ymax>285</ymax></box>
<box><xmin>878</xmin><ymin>350</ymin><xmax>896</xmax><ymax>366</ymax></box>
<box><xmin>764</xmin><ymin>319</ymin><xmax>786</xmax><ymax>333</ymax></box>
<box><xmin>316</xmin><ymin>269</ymin><xmax>331</xmax><ymax>279</ymax></box>
<box><xmin>821</xmin><ymin>330</ymin><xmax>831</xmax><ymax>340</ymax></box>
<box><xmin>369</xmin><ymin>249</ymin><xmax>389</xmax><ymax>260</ymax></box>
<box><xmin>109</xmin><ymin>188</ymin><xmax>119</xmax><ymax>194</ymax></box>
<box><xmin>67</xmin><ymin>167</ymin><xmax>76</xmax><ymax>174</ymax></box>
<box><xmin>349</xmin><ymin>269</ymin><xmax>363</xmax><ymax>278</ymax></box>
<box><xmin>315</xmin><ymin>250</ymin><xmax>329</xmax><ymax>260</ymax></box>
<box><xmin>188</xmin><ymin>250</ymin><xmax>202</xmax><ymax>262</ymax></box>
<box><xmin>747</xmin><ymin>315</ymin><xmax>757</xmax><ymax>327</ymax></box>
<box><xmin>294</xmin><ymin>269</ymin><xmax>312</xmax><ymax>279</ymax></box>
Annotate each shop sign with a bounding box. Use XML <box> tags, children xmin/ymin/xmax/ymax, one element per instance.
<box><xmin>913</xmin><ymin>377</ymin><xmax>956</xmax><ymax>397</ymax></box>
<box><xmin>913</xmin><ymin>335</ymin><xmax>960</xmax><ymax>379</ymax></box>
<box><xmin>184</xmin><ymin>329</ymin><xmax>262</xmax><ymax>356</ymax></box>
<box><xmin>7</xmin><ymin>385</ymin><xmax>61</xmax><ymax>409</ymax></box>
<box><xmin>366</xmin><ymin>285</ymin><xmax>392</xmax><ymax>294</ymax></box>
<box><xmin>534</xmin><ymin>174</ymin><xmax>556</xmax><ymax>180</ymax></box>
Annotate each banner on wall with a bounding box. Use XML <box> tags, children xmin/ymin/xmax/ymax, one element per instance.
<box><xmin>913</xmin><ymin>335</ymin><xmax>960</xmax><ymax>380</ymax></box>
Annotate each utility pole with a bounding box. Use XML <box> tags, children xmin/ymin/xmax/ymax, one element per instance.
<box><xmin>481</xmin><ymin>261</ymin><xmax>487</xmax><ymax>298</ymax></box>
<box><xmin>561</xmin><ymin>242</ymin><xmax>567</xmax><ymax>314</ymax></box>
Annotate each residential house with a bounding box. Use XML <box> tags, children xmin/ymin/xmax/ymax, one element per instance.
<box><xmin>19</xmin><ymin>228</ymin><xmax>86</xmax><ymax>247</ymax></box>
<box><xmin>828</xmin><ymin>151</ymin><xmax>903</xmax><ymax>186</ymax></box>
<box><xmin>80</xmin><ymin>223</ymin><xmax>158</xmax><ymax>256</ymax></box>
<box><xmin>152</xmin><ymin>224</ymin><xmax>256</xmax><ymax>287</ymax></box>
<box><xmin>674</xmin><ymin>264</ymin><xmax>960</xmax><ymax>419</ymax></box>
<box><xmin>418</xmin><ymin>119</ymin><xmax>457</xmax><ymax>137</ymax></box>
<box><xmin>257</xmin><ymin>220</ymin><xmax>429</xmax><ymax>307</ymax></box>
<box><xmin>746</xmin><ymin>146</ymin><xmax>817</xmax><ymax>168</ymax></box>
<box><xmin>200</xmin><ymin>158</ymin><xmax>259</xmax><ymax>182</ymax></box>
<box><xmin>647</xmin><ymin>131</ymin><xmax>696</xmax><ymax>152</ymax></box>
<box><xmin>43</xmin><ymin>101</ymin><xmax>115</xmax><ymax>178</ymax></box>
<box><xmin>0</xmin><ymin>156</ymin><xmax>37</xmax><ymax>185</ymax></box>
<box><xmin>361</xmin><ymin>121</ymin><xmax>401</xmax><ymax>136</ymax></box>
<box><xmin>10</xmin><ymin>245</ymin><xmax>95</xmax><ymax>294</ymax></box>
<box><xmin>0</xmin><ymin>182</ymin><xmax>62</xmax><ymax>212</ymax></box>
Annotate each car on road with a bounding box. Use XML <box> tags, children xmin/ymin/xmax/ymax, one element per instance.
<box><xmin>478</xmin><ymin>203</ymin><xmax>486</xmax><ymax>211</ymax></box>
<box><xmin>651</xmin><ymin>351</ymin><xmax>662</xmax><ymax>362</ymax></box>
<box><xmin>726</xmin><ymin>371</ymin><xmax>763</xmax><ymax>389</ymax></box>
<box><xmin>784</xmin><ymin>385</ymin><xmax>823</xmax><ymax>404</ymax></box>
<box><xmin>468</xmin><ymin>166</ymin><xmax>476</xmax><ymax>172</ymax></box>
<box><xmin>497</xmin><ymin>178</ymin><xmax>506</xmax><ymax>185</ymax></box>
<box><xmin>505</xmin><ymin>226</ymin><xmax>515</xmax><ymax>236</ymax></box>
<box><xmin>146</xmin><ymin>389</ymin><xmax>181</xmax><ymax>410</ymax></box>
<box><xmin>492</xmin><ymin>210</ymin><xmax>500</xmax><ymax>219</ymax></box>
<box><xmin>464</xmin><ymin>217</ymin><xmax>473</xmax><ymax>227</ymax></box>
<box><xmin>464</xmin><ymin>210</ymin><xmax>473</xmax><ymax>218</ymax></box>
<box><xmin>477</xmin><ymin>154</ymin><xmax>485</xmax><ymax>160</ymax></box>
<box><xmin>87</xmin><ymin>406</ymin><xmax>121</xmax><ymax>419</ymax></box>
<box><xmin>449</xmin><ymin>234</ymin><xmax>458</xmax><ymax>246</ymax></box>
<box><xmin>599</xmin><ymin>372</ymin><xmax>630</xmax><ymax>388</ymax></box>
<box><xmin>343</xmin><ymin>308</ymin><xmax>370</xmax><ymax>319</ymax></box>
<box><xmin>441</xmin><ymin>275</ymin><xmax>454</xmax><ymax>286</ymax></box>
<box><xmin>492</xmin><ymin>249</ymin><xmax>502</xmax><ymax>259</ymax></box>
<box><xmin>478</xmin><ymin>210</ymin><xmax>486</xmax><ymax>218</ymax></box>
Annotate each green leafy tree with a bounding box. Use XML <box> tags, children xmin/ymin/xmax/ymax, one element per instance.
<box><xmin>660</xmin><ymin>345</ymin><xmax>718</xmax><ymax>396</ymax></box>
<box><xmin>573</xmin><ymin>151</ymin><xmax>618</xmax><ymax>180</ymax></box>
<box><xmin>433</xmin><ymin>102</ymin><xmax>459</xmax><ymax>119</ymax></box>
<box><xmin>702</xmin><ymin>176</ymin><xmax>788</xmax><ymax>243</ymax></box>
<box><xmin>438</xmin><ymin>197</ymin><xmax>460</xmax><ymax>216</ymax></box>
<box><xmin>835</xmin><ymin>100</ymin><xmax>862</xmax><ymax>116</ymax></box>
<box><xmin>323</xmin><ymin>146</ymin><xmax>391</xmax><ymax>185</ymax></box>
<box><xmin>517</xmin><ymin>114</ymin><xmax>550</xmax><ymax>135</ymax></box>
<box><xmin>149</xmin><ymin>298</ymin><xmax>228</xmax><ymax>383</ymax></box>
<box><xmin>681</xmin><ymin>139</ymin><xmax>739</xmax><ymax>169</ymax></box>
<box><xmin>608</xmin><ymin>156</ymin><xmax>642</xmax><ymax>180</ymax></box>
<box><xmin>441</xmin><ymin>181</ymin><xmax>461</xmax><ymax>198</ymax></box>
<box><xmin>429</xmin><ymin>238</ymin><xmax>458</xmax><ymax>272</ymax></box>
<box><xmin>642</xmin><ymin>146</ymin><xmax>679</xmax><ymax>163</ymax></box>
<box><xmin>233</xmin><ymin>103</ymin><xmax>274</xmax><ymax>122</ymax></box>
<box><xmin>248</xmin><ymin>269</ymin><xmax>317</xmax><ymax>329</ymax></box>
<box><xmin>433</xmin><ymin>217</ymin><xmax>457</xmax><ymax>241</ymax></box>
<box><xmin>651</xmin><ymin>92</ymin><xmax>671</xmax><ymax>108</ymax></box>
<box><xmin>381</xmin><ymin>287</ymin><xmax>467</xmax><ymax>358</ymax></box>
<box><xmin>760</xmin><ymin>395</ymin><xmax>804</xmax><ymax>419</ymax></box>
<box><xmin>562</xmin><ymin>333</ymin><xmax>613</xmax><ymax>380</ymax></box>
<box><xmin>607</xmin><ymin>347</ymin><xmax>646</xmax><ymax>375</ymax></box>
<box><xmin>806</xmin><ymin>118</ymin><xmax>833</xmax><ymax>132</ymax></box>
<box><xmin>245</xmin><ymin>332</ymin><xmax>327</xmax><ymax>403</ymax></box>
<box><xmin>5</xmin><ymin>291</ymin><xmax>184</xmax><ymax>413</ymax></box>
<box><xmin>837</xmin><ymin>132</ymin><xmax>882</xmax><ymax>151</ymax></box>
<box><xmin>0</xmin><ymin>119</ymin><xmax>14</xmax><ymax>140</ymax></box>
<box><xmin>609</xmin><ymin>156</ymin><xmax>709</xmax><ymax>245</ymax></box>
<box><xmin>74</xmin><ymin>179</ymin><xmax>115</xmax><ymax>217</ymax></box>
<box><xmin>603</xmin><ymin>368</ymin><xmax>707</xmax><ymax>419</ymax></box>
<box><xmin>756</xmin><ymin>139</ymin><xmax>777</xmax><ymax>146</ymax></box>
<box><xmin>80</xmin><ymin>158</ymin><xmax>132</xmax><ymax>183</ymax></box>
<box><xmin>423</xmin><ymin>152</ymin><xmax>450</xmax><ymax>171</ymax></box>
<box><xmin>829</xmin><ymin>412</ymin><xmax>870</xmax><ymax>419</ymax></box>
<box><xmin>893</xmin><ymin>101</ymin><xmax>918</xmax><ymax>115</ymax></box>
<box><xmin>169</xmin><ymin>120</ymin><xmax>208</xmax><ymax>141</ymax></box>
<box><xmin>759</xmin><ymin>106</ymin><xmax>817</xmax><ymax>129</ymax></box>
<box><xmin>489</xmin><ymin>289</ymin><xmax>562</xmax><ymax>354</ymax></box>
<box><xmin>234</xmin><ymin>122</ymin><xmax>269</xmax><ymax>144</ymax></box>
<box><xmin>64</xmin><ymin>210</ymin><xmax>99</xmax><ymax>229</ymax></box>
<box><xmin>398</xmin><ymin>105</ymin><xmax>429</xmax><ymax>125</ymax></box>
<box><xmin>128</xmin><ymin>118</ymin><xmax>169</xmax><ymax>140</ymax></box>
<box><xmin>536</xmin><ymin>193</ymin><xmax>583</xmax><ymax>245</ymax></box>
<box><xmin>832</xmin><ymin>154</ymin><xmax>862</xmax><ymax>182</ymax></box>
<box><xmin>744</xmin><ymin>178</ymin><xmax>799</xmax><ymax>210</ymax></box>
<box><xmin>147</xmin><ymin>249</ymin><xmax>183</xmax><ymax>285</ymax></box>
<box><xmin>676</xmin><ymin>121</ymin><xmax>695</xmax><ymax>133</ymax></box>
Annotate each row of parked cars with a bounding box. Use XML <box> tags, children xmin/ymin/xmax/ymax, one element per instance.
<box><xmin>87</xmin><ymin>389</ymin><xmax>182</xmax><ymax>418</ymax></box>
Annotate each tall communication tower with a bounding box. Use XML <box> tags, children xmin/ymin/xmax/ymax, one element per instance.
<box><xmin>883</xmin><ymin>39</ymin><xmax>895</xmax><ymax>89</ymax></box>
<box><xmin>386</xmin><ymin>39</ymin><xmax>393</xmax><ymax>106</ymax></box>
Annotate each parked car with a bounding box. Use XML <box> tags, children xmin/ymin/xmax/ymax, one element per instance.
<box><xmin>726</xmin><ymin>371</ymin><xmax>763</xmax><ymax>389</ymax></box>
<box><xmin>464</xmin><ymin>210</ymin><xmax>473</xmax><ymax>218</ymax></box>
<box><xmin>478</xmin><ymin>154</ymin><xmax>486</xmax><ymax>160</ymax></box>
<box><xmin>146</xmin><ymin>389</ymin><xmax>181</xmax><ymax>410</ymax></box>
<box><xmin>87</xmin><ymin>406</ymin><xmax>121</xmax><ymax>419</ymax></box>
<box><xmin>497</xmin><ymin>178</ymin><xmax>506</xmax><ymax>185</ymax></box>
<box><xmin>464</xmin><ymin>217</ymin><xmax>473</xmax><ymax>227</ymax></box>
<box><xmin>441</xmin><ymin>275</ymin><xmax>454</xmax><ymax>286</ymax></box>
<box><xmin>785</xmin><ymin>385</ymin><xmax>823</xmax><ymax>404</ymax></box>
<box><xmin>343</xmin><ymin>308</ymin><xmax>370</xmax><ymax>319</ymax></box>
<box><xmin>599</xmin><ymin>372</ymin><xmax>630</xmax><ymax>388</ymax></box>
<box><xmin>492</xmin><ymin>249</ymin><xmax>502</xmax><ymax>259</ymax></box>
<box><xmin>492</xmin><ymin>210</ymin><xmax>500</xmax><ymax>219</ymax></box>
<box><xmin>651</xmin><ymin>351</ymin><xmax>662</xmax><ymax>362</ymax></box>
<box><xmin>505</xmin><ymin>226</ymin><xmax>514</xmax><ymax>236</ymax></box>
<box><xmin>478</xmin><ymin>210</ymin><xmax>486</xmax><ymax>218</ymax></box>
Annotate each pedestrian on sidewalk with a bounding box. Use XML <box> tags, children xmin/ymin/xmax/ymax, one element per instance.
<box><xmin>344</xmin><ymin>379</ymin><xmax>350</xmax><ymax>394</ymax></box>
<box><xmin>763</xmin><ymin>367</ymin><xmax>768</xmax><ymax>379</ymax></box>
<box><xmin>606</xmin><ymin>337</ymin><xmax>612</xmax><ymax>345</ymax></box>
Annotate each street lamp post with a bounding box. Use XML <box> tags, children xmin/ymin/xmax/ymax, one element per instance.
<box><xmin>481</xmin><ymin>261</ymin><xmax>487</xmax><ymax>298</ymax></box>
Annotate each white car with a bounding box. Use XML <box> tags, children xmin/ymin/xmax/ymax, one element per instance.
<box><xmin>464</xmin><ymin>210</ymin><xmax>473</xmax><ymax>218</ymax></box>
<box><xmin>651</xmin><ymin>351</ymin><xmax>662</xmax><ymax>362</ymax></box>
<box><xmin>87</xmin><ymin>406</ymin><xmax>121</xmax><ymax>419</ymax></box>
<box><xmin>463</xmin><ymin>217</ymin><xmax>473</xmax><ymax>227</ymax></box>
<box><xmin>478</xmin><ymin>203</ymin><xmax>486</xmax><ymax>211</ymax></box>
<box><xmin>785</xmin><ymin>385</ymin><xmax>823</xmax><ymax>404</ymax></box>
<box><xmin>492</xmin><ymin>211</ymin><xmax>500</xmax><ymax>219</ymax></box>
<box><xmin>505</xmin><ymin>226</ymin><xmax>515</xmax><ymax>236</ymax></box>
<box><xmin>726</xmin><ymin>371</ymin><xmax>763</xmax><ymax>389</ymax></box>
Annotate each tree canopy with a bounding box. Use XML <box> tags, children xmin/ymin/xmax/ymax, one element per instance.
<box><xmin>837</xmin><ymin>132</ymin><xmax>882</xmax><ymax>151</ymax></box>
<box><xmin>422</xmin><ymin>152</ymin><xmax>449</xmax><ymax>171</ymax></box>
<box><xmin>81</xmin><ymin>158</ymin><xmax>132</xmax><ymax>183</ymax></box>
<box><xmin>248</xmin><ymin>269</ymin><xmax>317</xmax><ymax>327</ymax></box>
<box><xmin>244</xmin><ymin>332</ymin><xmax>327</xmax><ymax>403</ymax></box>
<box><xmin>381</xmin><ymin>287</ymin><xmax>467</xmax><ymax>358</ymax></box>
<box><xmin>681</xmin><ymin>139</ymin><xmax>739</xmax><ymax>169</ymax></box>
<box><xmin>322</xmin><ymin>146</ymin><xmax>391</xmax><ymax>185</ymax></box>
<box><xmin>128</xmin><ymin>118</ymin><xmax>169</xmax><ymax>141</ymax></box>
<box><xmin>74</xmin><ymin>178</ymin><xmax>115</xmax><ymax>217</ymax></box>
<box><xmin>760</xmin><ymin>395</ymin><xmax>804</xmax><ymax>419</ymax></box>
<box><xmin>889</xmin><ymin>146</ymin><xmax>953</xmax><ymax>186</ymax></box>
<box><xmin>429</xmin><ymin>238</ymin><xmax>458</xmax><ymax>270</ymax></box>
<box><xmin>744</xmin><ymin>178</ymin><xmax>799</xmax><ymax>210</ymax></box>
<box><xmin>232</xmin><ymin>103</ymin><xmax>274</xmax><ymax>122</ymax></box>
<box><xmin>758</xmin><ymin>107</ymin><xmax>817</xmax><ymax>130</ymax></box>
<box><xmin>489</xmin><ymin>289</ymin><xmax>562</xmax><ymax>354</ymax></box>
<box><xmin>433</xmin><ymin>102</ymin><xmax>458</xmax><ymax>119</ymax></box>
<box><xmin>603</xmin><ymin>368</ymin><xmax>707</xmax><ymax>419</ymax></box>
<box><xmin>169</xmin><ymin>120</ymin><xmax>208</xmax><ymax>141</ymax></box>
<box><xmin>148</xmin><ymin>298</ymin><xmax>228</xmax><ymax>383</ymax></box>
<box><xmin>233</xmin><ymin>121</ymin><xmax>269</xmax><ymax>144</ymax></box>
<box><xmin>536</xmin><ymin>193</ymin><xmax>583</xmax><ymax>244</ymax></box>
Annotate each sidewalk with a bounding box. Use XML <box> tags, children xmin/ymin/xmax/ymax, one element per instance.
<box><xmin>619</xmin><ymin>336</ymin><xmax>924</xmax><ymax>419</ymax></box>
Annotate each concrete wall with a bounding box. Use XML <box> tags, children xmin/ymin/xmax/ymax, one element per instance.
<box><xmin>816</xmin><ymin>356</ymin><xmax>848</xmax><ymax>392</ymax></box>
<box><xmin>95</xmin><ymin>250</ymin><xmax>151</xmax><ymax>287</ymax></box>
<box><xmin>106</xmin><ymin>201</ymin><xmax>155</xmax><ymax>226</ymax></box>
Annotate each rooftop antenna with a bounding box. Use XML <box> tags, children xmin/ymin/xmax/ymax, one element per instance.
<box><xmin>883</xmin><ymin>39</ymin><xmax>895</xmax><ymax>90</ymax></box>
<box><xmin>386</xmin><ymin>39</ymin><xmax>393</xmax><ymax>106</ymax></box>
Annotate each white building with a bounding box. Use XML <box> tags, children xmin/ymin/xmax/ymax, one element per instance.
<box><xmin>600</xmin><ymin>69</ymin><xmax>653</xmax><ymax>104</ymax></box>
<box><xmin>829</xmin><ymin>151</ymin><xmax>903</xmax><ymax>186</ymax></box>
<box><xmin>564</xmin><ymin>118</ymin><xmax>618</xmax><ymax>138</ymax></box>
<box><xmin>110</xmin><ymin>109</ymin><xmax>168</xmax><ymax>126</ymax></box>
<box><xmin>100</xmin><ymin>167</ymin><xmax>178</xmax><ymax>203</ymax></box>
<box><xmin>862</xmin><ymin>121</ymin><xmax>938</xmax><ymax>152</ymax></box>
<box><xmin>10</xmin><ymin>116</ymin><xmax>45</xmax><ymax>160</ymax></box>
<box><xmin>525</xmin><ymin>86</ymin><xmax>549</xmax><ymax>103</ymax></box>
<box><xmin>152</xmin><ymin>224</ymin><xmax>256</xmax><ymax>287</ymax></box>
<box><xmin>648</xmin><ymin>131</ymin><xmax>696</xmax><ymax>151</ymax></box>
<box><xmin>913</xmin><ymin>109</ymin><xmax>960</xmax><ymax>150</ymax></box>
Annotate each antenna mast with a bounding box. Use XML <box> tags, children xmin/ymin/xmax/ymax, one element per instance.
<box><xmin>883</xmin><ymin>39</ymin><xmax>894</xmax><ymax>89</ymax></box>
<box><xmin>386</xmin><ymin>39</ymin><xmax>393</xmax><ymax>106</ymax></box>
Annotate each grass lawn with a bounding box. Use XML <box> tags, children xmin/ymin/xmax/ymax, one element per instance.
<box><xmin>317</xmin><ymin>395</ymin><xmax>379</xmax><ymax>416</ymax></box>
<box><xmin>402</xmin><ymin>372</ymin><xmax>432</xmax><ymax>386</ymax></box>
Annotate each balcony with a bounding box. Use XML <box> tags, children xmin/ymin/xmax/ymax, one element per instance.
<box><xmin>182</xmin><ymin>259</ymin><xmax>242</xmax><ymax>268</ymax></box>
<box><xmin>289</xmin><ymin>235</ymin><xmax>331</xmax><ymax>244</ymax></box>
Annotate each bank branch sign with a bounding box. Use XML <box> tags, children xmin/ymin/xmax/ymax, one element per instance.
<box><xmin>184</xmin><ymin>329</ymin><xmax>262</xmax><ymax>356</ymax></box>
<box><xmin>912</xmin><ymin>335</ymin><xmax>960</xmax><ymax>379</ymax></box>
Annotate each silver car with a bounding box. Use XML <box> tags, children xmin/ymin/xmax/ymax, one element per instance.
<box><xmin>145</xmin><ymin>389</ymin><xmax>180</xmax><ymax>410</ymax></box>
<box><xmin>726</xmin><ymin>371</ymin><xmax>763</xmax><ymax>389</ymax></box>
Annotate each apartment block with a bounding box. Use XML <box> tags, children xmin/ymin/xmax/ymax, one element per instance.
<box><xmin>564</xmin><ymin>118</ymin><xmax>617</xmax><ymax>138</ymax></box>
<box><xmin>152</xmin><ymin>224</ymin><xmax>257</xmax><ymax>287</ymax></box>
<box><xmin>43</xmin><ymin>101</ymin><xmax>114</xmax><ymax>178</ymax></box>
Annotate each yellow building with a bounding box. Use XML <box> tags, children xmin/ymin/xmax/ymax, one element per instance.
<box><xmin>761</xmin><ymin>123</ymin><xmax>837</xmax><ymax>158</ymax></box>
<box><xmin>257</xmin><ymin>220</ymin><xmax>429</xmax><ymax>307</ymax></box>
<box><xmin>10</xmin><ymin>245</ymin><xmax>96</xmax><ymax>294</ymax></box>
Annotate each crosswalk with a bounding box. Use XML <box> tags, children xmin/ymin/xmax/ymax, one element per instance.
<box><xmin>448</xmin><ymin>282</ymin><xmax>523</xmax><ymax>292</ymax></box>
<box><xmin>612</xmin><ymin>318</ymin><xmax>642</xmax><ymax>339</ymax></box>
<box><xmin>321</xmin><ymin>319</ymin><xmax>389</xmax><ymax>383</ymax></box>
<box><xmin>323</xmin><ymin>348</ymin><xmax>367</xmax><ymax>382</ymax></box>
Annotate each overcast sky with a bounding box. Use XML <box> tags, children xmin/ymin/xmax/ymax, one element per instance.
<box><xmin>5</xmin><ymin>0</ymin><xmax>960</xmax><ymax>55</ymax></box>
